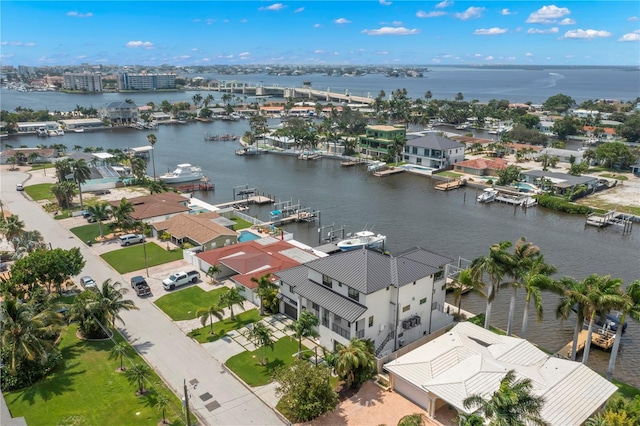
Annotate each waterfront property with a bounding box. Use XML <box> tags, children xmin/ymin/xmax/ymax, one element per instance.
<box><xmin>358</xmin><ymin>124</ymin><xmax>406</xmax><ymax>159</ymax></box>
<box><xmin>535</xmin><ymin>147</ymin><xmax>584</xmax><ymax>164</ymax></box>
<box><xmin>0</xmin><ymin>147</ymin><xmax>57</xmax><ymax>165</ymax></box>
<box><xmin>521</xmin><ymin>170</ymin><xmax>599</xmax><ymax>195</ymax></box>
<box><xmin>275</xmin><ymin>247</ymin><xmax>453</xmax><ymax>357</ymax></box>
<box><xmin>404</xmin><ymin>131</ymin><xmax>466</xmax><ymax>169</ymax></box>
<box><xmin>58</xmin><ymin>118</ymin><xmax>104</xmax><ymax>131</ymax></box>
<box><xmin>453</xmin><ymin>157</ymin><xmax>509</xmax><ymax>177</ymax></box>
<box><xmin>15</xmin><ymin>121</ymin><xmax>60</xmax><ymax>134</ymax></box>
<box><xmin>108</xmin><ymin>192</ymin><xmax>191</xmax><ymax>224</ymax></box>
<box><xmin>99</xmin><ymin>101</ymin><xmax>139</xmax><ymax>125</ymax></box>
<box><xmin>384</xmin><ymin>321</ymin><xmax>617</xmax><ymax>425</ymax></box>
<box><xmin>152</xmin><ymin>211</ymin><xmax>238</xmax><ymax>251</ymax></box>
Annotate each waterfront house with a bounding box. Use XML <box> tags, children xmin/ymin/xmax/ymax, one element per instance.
<box><xmin>108</xmin><ymin>192</ymin><xmax>191</xmax><ymax>224</ymax></box>
<box><xmin>403</xmin><ymin>132</ymin><xmax>465</xmax><ymax>169</ymax></box>
<box><xmin>453</xmin><ymin>158</ymin><xmax>508</xmax><ymax>177</ymax></box>
<box><xmin>583</xmin><ymin>125</ymin><xmax>617</xmax><ymax>142</ymax></box>
<box><xmin>275</xmin><ymin>247</ymin><xmax>453</xmax><ymax>356</ymax></box>
<box><xmin>195</xmin><ymin>238</ymin><xmax>319</xmax><ymax>307</ymax></box>
<box><xmin>153</xmin><ymin>211</ymin><xmax>238</xmax><ymax>251</ymax></box>
<box><xmin>0</xmin><ymin>147</ymin><xmax>57</xmax><ymax>165</ymax></box>
<box><xmin>58</xmin><ymin>118</ymin><xmax>104</xmax><ymax>131</ymax></box>
<box><xmin>521</xmin><ymin>170</ymin><xmax>598</xmax><ymax>195</ymax></box>
<box><xmin>535</xmin><ymin>147</ymin><xmax>584</xmax><ymax>164</ymax></box>
<box><xmin>16</xmin><ymin>121</ymin><xmax>60</xmax><ymax>134</ymax></box>
<box><xmin>384</xmin><ymin>322</ymin><xmax>616</xmax><ymax>425</ymax></box>
<box><xmin>536</xmin><ymin>119</ymin><xmax>555</xmax><ymax>136</ymax></box>
<box><xmin>99</xmin><ymin>101</ymin><xmax>139</xmax><ymax>125</ymax></box>
<box><xmin>358</xmin><ymin>124</ymin><xmax>407</xmax><ymax>159</ymax></box>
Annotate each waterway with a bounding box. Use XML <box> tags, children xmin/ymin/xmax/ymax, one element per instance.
<box><xmin>2</xmin><ymin>89</ymin><xmax>640</xmax><ymax>386</ymax></box>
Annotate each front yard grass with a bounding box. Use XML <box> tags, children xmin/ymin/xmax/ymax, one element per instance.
<box><xmin>24</xmin><ymin>182</ymin><xmax>55</xmax><ymax>201</ymax></box>
<box><xmin>155</xmin><ymin>286</ymin><xmax>229</xmax><ymax>321</ymax></box>
<box><xmin>100</xmin><ymin>242</ymin><xmax>183</xmax><ymax>274</ymax></box>
<box><xmin>188</xmin><ymin>309</ymin><xmax>262</xmax><ymax>343</ymax></box>
<box><xmin>232</xmin><ymin>217</ymin><xmax>253</xmax><ymax>230</ymax></box>
<box><xmin>70</xmin><ymin>223</ymin><xmax>101</xmax><ymax>245</ymax></box>
<box><xmin>3</xmin><ymin>324</ymin><xmax>182</xmax><ymax>426</ymax></box>
<box><xmin>226</xmin><ymin>336</ymin><xmax>307</xmax><ymax>387</ymax></box>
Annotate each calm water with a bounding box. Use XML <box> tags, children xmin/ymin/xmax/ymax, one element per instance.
<box><xmin>3</xmin><ymin>88</ymin><xmax>640</xmax><ymax>385</ymax></box>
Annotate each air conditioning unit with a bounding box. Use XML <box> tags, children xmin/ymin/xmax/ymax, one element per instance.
<box><xmin>399</xmin><ymin>339</ymin><xmax>405</xmax><ymax>347</ymax></box>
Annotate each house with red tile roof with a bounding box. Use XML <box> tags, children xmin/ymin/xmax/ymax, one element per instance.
<box><xmin>195</xmin><ymin>237</ymin><xmax>320</xmax><ymax>307</ymax></box>
<box><xmin>583</xmin><ymin>125</ymin><xmax>617</xmax><ymax>141</ymax></box>
<box><xmin>453</xmin><ymin>158</ymin><xmax>509</xmax><ymax>176</ymax></box>
<box><xmin>108</xmin><ymin>192</ymin><xmax>191</xmax><ymax>223</ymax></box>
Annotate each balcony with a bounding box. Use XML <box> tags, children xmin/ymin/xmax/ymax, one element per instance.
<box><xmin>332</xmin><ymin>323</ymin><xmax>350</xmax><ymax>339</ymax></box>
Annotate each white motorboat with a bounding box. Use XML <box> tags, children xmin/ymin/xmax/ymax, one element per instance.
<box><xmin>477</xmin><ymin>188</ymin><xmax>498</xmax><ymax>203</ymax></box>
<box><xmin>158</xmin><ymin>164</ymin><xmax>203</xmax><ymax>183</ymax></box>
<box><xmin>337</xmin><ymin>231</ymin><xmax>386</xmax><ymax>252</ymax></box>
<box><xmin>73</xmin><ymin>128</ymin><xmax>85</xmax><ymax>133</ymax></box>
<box><xmin>36</xmin><ymin>127</ymin><xmax>48</xmax><ymax>137</ymax></box>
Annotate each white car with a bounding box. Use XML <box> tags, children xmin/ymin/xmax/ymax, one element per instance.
<box><xmin>79</xmin><ymin>275</ymin><xmax>97</xmax><ymax>289</ymax></box>
<box><xmin>16</xmin><ymin>183</ymin><xmax>24</xmax><ymax>191</ymax></box>
<box><xmin>119</xmin><ymin>234</ymin><xmax>145</xmax><ymax>246</ymax></box>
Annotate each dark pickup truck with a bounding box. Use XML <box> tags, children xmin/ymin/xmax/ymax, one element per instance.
<box><xmin>131</xmin><ymin>275</ymin><xmax>151</xmax><ymax>297</ymax></box>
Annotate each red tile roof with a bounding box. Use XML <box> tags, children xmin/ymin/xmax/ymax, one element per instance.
<box><xmin>455</xmin><ymin>157</ymin><xmax>509</xmax><ymax>170</ymax></box>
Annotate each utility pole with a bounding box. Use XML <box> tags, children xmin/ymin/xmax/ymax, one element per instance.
<box><xmin>183</xmin><ymin>379</ymin><xmax>192</xmax><ymax>426</ymax></box>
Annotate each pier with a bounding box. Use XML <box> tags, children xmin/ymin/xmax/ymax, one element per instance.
<box><xmin>554</xmin><ymin>328</ymin><xmax>616</xmax><ymax>359</ymax></box>
<box><xmin>586</xmin><ymin>209</ymin><xmax>634</xmax><ymax>233</ymax></box>
<box><xmin>373</xmin><ymin>167</ymin><xmax>405</xmax><ymax>177</ymax></box>
<box><xmin>435</xmin><ymin>178</ymin><xmax>467</xmax><ymax>191</ymax></box>
<box><xmin>176</xmin><ymin>181</ymin><xmax>215</xmax><ymax>192</ymax></box>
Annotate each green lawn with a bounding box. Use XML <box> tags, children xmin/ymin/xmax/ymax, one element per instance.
<box><xmin>188</xmin><ymin>309</ymin><xmax>262</xmax><ymax>343</ymax></box>
<box><xmin>226</xmin><ymin>336</ymin><xmax>308</xmax><ymax>387</ymax></box>
<box><xmin>100</xmin><ymin>242</ymin><xmax>183</xmax><ymax>274</ymax></box>
<box><xmin>232</xmin><ymin>217</ymin><xmax>253</xmax><ymax>231</ymax></box>
<box><xmin>3</xmin><ymin>325</ymin><xmax>182</xmax><ymax>426</ymax></box>
<box><xmin>435</xmin><ymin>171</ymin><xmax>463</xmax><ymax>179</ymax></box>
<box><xmin>155</xmin><ymin>286</ymin><xmax>229</xmax><ymax>321</ymax></box>
<box><xmin>70</xmin><ymin>223</ymin><xmax>101</xmax><ymax>245</ymax></box>
<box><xmin>30</xmin><ymin>163</ymin><xmax>56</xmax><ymax>171</ymax></box>
<box><xmin>24</xmin><ymin>183</ymin><xmax>55</xmax><ymax>201</ymax></box>
<box><xmin>599</xmin><ymin>173</ymin><xmax>628</xmax><ymax>181</ymax></box>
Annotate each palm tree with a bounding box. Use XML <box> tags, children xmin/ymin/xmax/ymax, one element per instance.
<box><xmin>109</xmin><ymin>341</ymin><xmax>130</xmax><ymax>372</ymax></box>
<box><xmin>11</xmin><ymin>230</ymin><xmax>45</xmax><ymax>259</ymax></box>
<box><xmin>251</xmin><ymin>273</ymin><xmax>277</xmax><ymax>316</ymax></box>
<box><xmin>50</xmin><ymin>181</ymin><xmax>76</xmax><ymax>209</ymax></box>
<box><xmin>450</xmin><ymin>268</ymin><xmax>485</xmax><ymax>316</ymax></box>
<box><xmin>334</xmin><ymin>338</ymin><xmax>376</xmax><ymax>388</ymax></box>
<box><xmin>148</xmin><ymin>180</ymin><xmax>169</xmax><ymax>194</ymax></box>
<box><xmin>112</xmin><ymin>198</ymin><xmax>135</xmax><ymax>232</ymax></box>
<box><xmin>504</xmin><ymin>237</ymin><xmax>540</xmax><ymax>336</ymax></box>
<box><xmin>125</xmin><ymin>363</ymin><xmax>150</xmax><ymax>395</ymax></box>
<box><xmin>245</xmin><ymin>322</ymin><xmax>274</xmax><ymax>365</ymax></box>
<box><xmin>470</xmin><ymin>241</ymin><xmax>513</xmax><ymax>329</ymax></box>
<box><xmin>196</xmin><ymin>303</ymin><xmax>225</xmax><ymax>335</ymax></box>
<box><xmin>424</xmin><ymin>90</ymin><xmax>433</xmax><ymax>102</ymax></box>
<box><xmin>206</xmin><ymin>265</ymin><xmax>221</xmax><ymax>284</ymax></box>
<box><xmin>1</xmin><ymin>214</ymin><xmax>25</xmax><ymax>247</ymax></box>
<box><xmin>463</xmin><ymin>370</ymin><xmax>547</xmax><ymax>426</ymax></box>
<box><xmin>520</xmin><ymin>257</ymin><xmax>559</xmax><ymax>339</ymax></box>
<box><xmin>220</xmin><ymin>287</ymin><xmax>245</xmax><ymax>321</ymax></box>
<box><xmin>1</xmin><ymin>296</ymin><xmax>62</xmax><ymax>372</ymax></box>
<box><xmin>154</xmin><ymin>394</ymin><xmax>171</xmax><ymax>425</ymax></box>
<box><xmin>86</xmin><ymin>202</ymin><xmax>111</xmax><ymax>238</ymax></box>
<box><xmin>147</xmin><ymin>133</ymin><xmax>157</xmax><ymax>180</ymax></box>
<box><xmin>606</xmin><ymin>280</ymin><xmax>640</xmax><ymax>381</ymax></box>
<box><xmin>95</xmin><ymin>279</ymin><xmax>139</xmax><ymax>328</ymax></box>
<box><xmin>287</xmin><ymin>311</ymin><xmax>319</xmax><ymax>359</ymax></box>
<box><xmin>71</xmin><ymin>159</ymin><xmax>91</xmax><ymax>210</ymax></box>
<box><xmin>130</xmin><ymin>156</ymin><xmax>147</xmax><ymax>181</ymax></box>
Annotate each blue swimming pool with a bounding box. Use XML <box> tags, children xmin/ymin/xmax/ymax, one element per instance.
<box><xmin>239</xmin><ymin>230</ymin><xmax>261</xmax><ymax>242</ymax></box>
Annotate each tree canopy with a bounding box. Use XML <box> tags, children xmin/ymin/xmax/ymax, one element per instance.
<box><xmin>10</xmin><ymin>247</ymin><xmax>85</xmax><ymax>294</ymax></box>
<box><xmin>543</xmin><ymin>94</ymin><xmax>575</xmax><ymax>113</ymax></box>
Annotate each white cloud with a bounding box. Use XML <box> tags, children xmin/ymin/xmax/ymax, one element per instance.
<box><xmin>455</xmin><ymin>7</ymin><xmax>485</xmax><ymax>20</ymax></box>
<box><xmin>562</xmin><ymin>29</ymin><xmax>612</xmax><ymax>39</ymax></box>
<box><xmin>501</xmin><ymin>8</ymin><xmax>516</xmax><ymax>16</ymax></box>
<box><xmin>374</xmin><ymin>50</ymin><xmax>389</xmax><ymax>55</ymax></box>
<box><xmin>1</xmin><ymin>41</ymin><xmax>35</xmax><ymax>46</ymax></box>
<box><xmin>392</xmin><ymin>21</ymin><xmax>403</xmax><ymax>26</ymax></box>
<box><xmin>334</xmin><ymin>18</ymin><xmax>351</xmax><ymax>24</ymax></box>
<box><xmin>192</xmin><ymin>48</ymin><xmax>199</xmax><ymax>51</ymax></box>
<box><xmin>239</xmin><ymin>52</ymin><xmax>250</xmax><ymax>57</ymax></box>
<box><xmin>240</xmin><ymin>19</ymin><xmax>248</xmax><ymax>23</ymax></box>
<box><xmin>527</xmin><ymin>5</ymin><xmax>570</xmax><ymax>24</ymax></box>
<box><xmin>313</xmin><ymin>23</ymin><xmax>322</xmax><ymax>28</ymax></box>
<box><xmin>259</xmin><ymin>3</ymin><xmax>286</xmax><ymax>11</ymax></box>
<box><xmin>527</xmin><ymin>27</ymin><xmax>559</xmax><ymax>34</ymax></box>
<box><xmin>485</xmin><ymin>56</ymin><xmax>495</xmax><ymax>60</ymax></box>
<box><xmin>619</xmin><ymin>30</ymin><xmax>640</xmax><ymax>42</ymax></box>
<box><xmin>628</xmin><ymin>16</ymin><xmax>638</xmax><ymax>22</ymax></box>
<box><xmin>558</xmin><ymin>18</ymin><xmax>575</xmax><ymax>25</ymax></box>
<box><xmin>67</xmin><ymin>11</ymin><xmax>93</xmax><ymax>18</ymax></box>
<box><xmin>526</xmin><ymin>52</ymin><xmax>533</xmax><ymax>57</ymax></box>
<box><xmin>294</xmin><ymin>7</ymin><xmax>304</xmax><ymax>13</ymax></box>
<box><xmin>474</xmin><ymin>27</ymin><xmax>508</xmax><ymax>35</ymax></box>
<box><xmin>379</xmin><ymin>0</ymin><xmax>392</xmax><ymax>5</ymax></box>
<box><xmin>205</xmin><ymin>19</ymin><xmax>215</xmax><ymax>25</ymax></box>
<box><xmin>126</xmin><ymin>41</ymin><xmax>155</xmax><ymax>49</ymax></box>
<box><xmin>361</xmin><ymin>26</ymin><xmax>421</xmax><ymax>36</ymax></box>
<box><xmin>0</xmin><ymin>53</ymin><xmax>15</xmax><ymax>59</ymax></box>
<box><xmin>416</xmin><ymin>10</ymin><xmax>446</xmax><ymax>18</ymax></box>
<box><xmin>435</xmin><ymin>0</ymin><xmax>453</xmax><ymax>9</ymax></box>
<box><xmin>314</xmin><ymin>49</ymin><xmax>326</xmax><ymax>54</ymax></box>
<box><xmin>474</xmin><ymin>53</ymin><xmax>483</xmax><ymax>57</ymax></box>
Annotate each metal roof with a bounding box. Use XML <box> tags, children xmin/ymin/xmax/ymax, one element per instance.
<box><xmin>406</xmin><ymin>133</ymin><xmax>465</xmax><ymax>151</ymax></box>
<box><xmin>385</xmin><ymin>322</ymin><xmax>617</xmax><ymax>425</ymax></box>
<box><xmin>295</xmin><ymin>278</ymin><xmax>368</xmax><ymax>323</ymax></box>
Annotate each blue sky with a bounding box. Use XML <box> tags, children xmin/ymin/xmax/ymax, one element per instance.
<box><xmin>2</xmin><ymin>1</ymin><xmax>639</xmax><ymax>66</ymax></box>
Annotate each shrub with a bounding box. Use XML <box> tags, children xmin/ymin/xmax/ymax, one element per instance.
<box><xmin>1</xmin><ymin>347</ymin><xmax>63</xmax><ymax>391</ymax></box>
<box><xmin>537</xmin><ymin>194</ymin><xmax>591</xmax><ymax>215</ymax></box>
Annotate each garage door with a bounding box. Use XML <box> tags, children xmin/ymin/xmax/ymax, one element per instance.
<box><xmin>393</xmin><ymin>376</ymin><xmax>431</xmax><ymax>413</ymax></box>
<box><xmin>284</xmin><ymin>302</ymin><xmax>297</xmax><ymax>319</ymax></box>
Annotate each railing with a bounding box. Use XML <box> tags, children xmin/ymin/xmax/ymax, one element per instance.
<box><xmin>332</xmin><ymin>323</ymin><xmax>350</xmax><ymax>339</ymax></box>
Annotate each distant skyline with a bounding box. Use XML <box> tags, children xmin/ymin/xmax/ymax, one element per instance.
<box><xmin>2</xmin><ymin>1</ymin><xmax>639</xmax><ymax>67</ymax></box>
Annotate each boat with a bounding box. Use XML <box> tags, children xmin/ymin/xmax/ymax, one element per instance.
<box><xmin>158</xmin><ymin>163</ymin><xmax>203</xmax><ymax>183</ymax></box>
<box><xmin>572</xmin><ymin>305</ymin><xmax>627</xmax><ymax>333</ymax></box>
<box><xmin>477</xmin><ymin>188</ymin><xmax>497</xmax><ymax>203</ymax></box>
<box><xmin>337</xmin><ymin>231</ymin><xmax>386</xmax><ymax>252</ymax></box>
<box><xmin>36</xmin><ymin>127</ymin><xmax>48</xmax><ymax>137</ymax></box>
<box><xmin>73</xmin><ymin>128</ymin><xmax>85</xmax><ymax>133</ymax></box>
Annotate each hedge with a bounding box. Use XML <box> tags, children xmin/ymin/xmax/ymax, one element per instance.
<box><xmin>537</xmin><ymin>194</ymin><xmax>591</xmax><ymax>215</ymax></box>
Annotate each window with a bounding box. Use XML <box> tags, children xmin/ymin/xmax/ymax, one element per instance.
<box><xmin>312</xmin><ymin>302</ymin><xmax>319</xmax><ymax>311</ymax></box>
<box><xmin>338</xmin><ymin>282</ymin><xmax>343</xmax><ymax>287</ymax></box>
<box><xmin>348</xmin><ymin>287</ymin><xmax>359</xmax><ymax>302</ymax></box>
<box><xmin>434</xmin><ymin>269</ymin><xmax>444</xmax><ymax>280</ymax></box>
<box><xmin>386</xmin><ymin>286</ymin><xmax>390</xmax><ymax>291</ymax></box>
<box><xmin>289</xmin><ymin>285</ymin><xmax>294</xmax><ymax>293</ymax></box>
<box><xmin>420</xmin><ymin>298</ymin><xmax>427</xmax><ymax>305</ymax></box>
<box><xmin>322</xmin><ymin>275</ymin><xmax>332</xmax><ymax>288</ymax></box>
<box><xmin>413</xmin><ymin>281</ymin><xmax>416</xmax><ymax>286</ymax></box>
<box><xmin>369</xmin><ymin>316</ymin><xmax>374</xmax><ymax>327</ymax></box>
<box><xmin>402</xmin><ymin>305</ymin><xmax>410</xmax><ymax>312</ymax></box>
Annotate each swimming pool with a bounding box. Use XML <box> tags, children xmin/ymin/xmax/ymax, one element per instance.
<box><xmin>238</xmin><ymin>230</ymin><xmax>261</xmax><ymax>242</ymax></box>
<box><xmin>512</xmin><ymin>182</ymin><xmax>541</xmax><ymax>193</ymax></box>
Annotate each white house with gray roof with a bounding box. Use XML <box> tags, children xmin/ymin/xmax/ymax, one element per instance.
<box><xmin>275</xmin><ymin>247</ymin><xmax>454</xmax><ymax>356</ymax></box>
<box><xmin>385</xmin><ymin>322</ymin><xmax>616</xmax><ymax>425</ymax></box>
<box><xmin>403</xmin><ymin>132</ymin><xmax>465</xmax><ymax>169</ymax></box>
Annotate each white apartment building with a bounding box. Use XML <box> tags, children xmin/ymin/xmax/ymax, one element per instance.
<box><xmin>63</xmin><ymin>72</ymin><xmax>103</xmax><ymax>92</ymax></box>
<box><xmin>118</xmin><ymin>73</ymin><xmax>176</xmax><ymax>90</ymax></box>
<box><xmin>275</xmin><ymin>247</ymin><xmax>453</xmax><ymax>357</ymax></box>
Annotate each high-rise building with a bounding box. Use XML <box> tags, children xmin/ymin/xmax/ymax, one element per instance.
<box><xmin>118</xmin><ymin>73</ymin><xmax>176</xmax><ymax>90</ymax></box>
<box><xmin>63</xmin><ymin>72</ymin><xmax>103</xmax><ymax>92</ymax></box>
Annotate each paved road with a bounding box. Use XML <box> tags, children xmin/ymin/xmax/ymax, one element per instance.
<box><xmin>1</xmin><ymin>171</ymin><xmax>285</xmax><ymax>426</ymax></box>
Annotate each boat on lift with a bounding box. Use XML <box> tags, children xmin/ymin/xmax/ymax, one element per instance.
<box><xmin>477</xmin><ymin>188</ymin><xmax>498</xmax><ymax>203</ymax></box>
<box><xmin>337</xmin><ymin>231</ymin><xmax>386</xmax><ymax>252</ymax></box>
<box><xmin>158</xmin><ymin>164</ymin><xmax>203</xmax><ymax>183</ymax></box>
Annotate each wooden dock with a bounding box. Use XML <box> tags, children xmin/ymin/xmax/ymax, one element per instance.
<box><xmin>373</xmin><ymin>167</ymin><xmax>405</xmax><ymax>177</ymax></box>
<box><xmin>177</xmin><ymin>182</ymin><xmax>215</xmax><ymax>192</ymax></box>
<box><xmin>435</xmin><ymin>179</ymin><xmax>466</xmax><ymax>191</ymax></box>
<box><xmin>341</xmin><ymin>159</ymin><xmax>366</xmax><ymax>167</ymax></box>
<box><xmin>586</xmin><ymin>209</ymin><xmax>634</xmax><ymax>233</ymax></box>
<box><xmin>554</xmin><ymin>329</ymin><xmax>616</xmax><ymax>359</ymax></box>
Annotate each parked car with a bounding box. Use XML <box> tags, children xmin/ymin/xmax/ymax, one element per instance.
<box><xmin>162</xmin><ymin>270</ymin><xmax>200</xmax><ymax>290</ymax></box>
<box><xmin>94</xmin><ymin>189</ymin><xmax>111</xmax><ymax>195</ymax></box>
<box><xmin>81</xmin><ymin>210</ymin><xmax>92</xmax><ymax>219</ymax></box>
<box><xmin>130</xmin><ymin>275</ymin><xmax>151</xmax><ymax>297</ymax></box>
<box><xmin>79</xmin><ymin>275</ymin><xmax>97</xmax><ymax>289</ymax></box>
<box><xmin>119</xmin><ymin>234</ymin><xmax>145</xmax><ymax>246</ymax></box>
<box><xmin>86</xmin><ymin>214</ymin><xmax>97</xmax><ymax>223</ymax></box>
<box><xmin>16</xmin><ymin>183</ymin><xmax>24</xmax><ymax>191</ymax></box>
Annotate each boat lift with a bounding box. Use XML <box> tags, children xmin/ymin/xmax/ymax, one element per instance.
<box><xmin>317</xmin><ymin>223</ymin><xmax>346</xmax><ymax>244</ymax></box>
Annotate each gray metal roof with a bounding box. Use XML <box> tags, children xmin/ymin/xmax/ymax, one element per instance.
<box><xmin>406</xmin><ymin>133</ymin><xmax>464</xmax><ymax>151</ymax></box>
<box><xmin>522</xmin><ymin>170</ymin><xmax>597</xmax><ymax>186</ymax></box>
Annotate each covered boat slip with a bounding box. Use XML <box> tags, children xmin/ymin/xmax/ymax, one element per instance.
<box><xmin>126</xmin><ymin>146</ymin><xmax>154</xmax><ymax>158</ymax></box>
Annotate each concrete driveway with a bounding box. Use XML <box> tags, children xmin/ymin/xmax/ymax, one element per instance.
<box><xmin>1</xmin><ymin>169</ymin><xmax>285</xmax><ymax>426</ymax></box>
